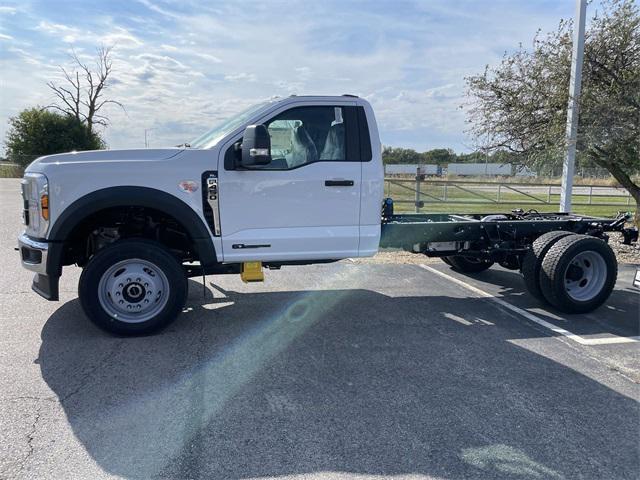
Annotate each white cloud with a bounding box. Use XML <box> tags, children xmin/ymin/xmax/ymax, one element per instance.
<box><xmin>34</xmin><ymin>20</ymin><xmax>88</xmax><ymax>45</ymax></box>
<box><xmin>36</xmin><ymin>20</ymin><xmax>77</xmax><ymax>35</ymax></box>
<box><xmin>0</xmin><ymin>6</ymin><xmax>17</xmax><ymax>15</ymax></box>
<box><xmin>0</xmin><ymin>33</ymin><xmax>13</xmax><ymax>40</ymax></box>
<box><xmin>135</xmin><ymin>0</ymin><xmax>181</xmax><ymax>19</ymax></box>
<box><xmin>101</xmin><ymin>27</ymin><xmax>143</xmax><ymax>49</ymax></box>
<box><xmin>192</xmin><ymin>52</ymin><xmax>222</xmax><ymax>63</ymax></box>
<box><xmin>224</xmin><ymin>72</ymin><xmax>257</xmax><ymax>82</ymax></box>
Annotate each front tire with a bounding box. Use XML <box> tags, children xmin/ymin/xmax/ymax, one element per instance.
<box><xmin>79</xmin><ymin>239</ymin><xmax>188</xmax><ymax>335</ymax></box>
<box><xmin>539</xmin><ymin>235</ymin><xmax>617</xmax><ymax>314</ymax></box>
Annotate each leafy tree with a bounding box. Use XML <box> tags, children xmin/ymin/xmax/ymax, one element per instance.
<box><xmin>456</xmin><ymin>151</ymin><xmax>487</xmax><ymax>163</ymax></box>
<box><xmin>383</xmin><ymin>147</ymin><xmax>461</xmax><ymax>165</ymax></box>
<box><xmin>423</xmin><ymin>148</ymin><xmax>456</xmax><ymax>165</ymax></box>
<box><xmin>5</xmin><ymin>107</ymin><xmax>104</xmax><ymax>166</ymax></box>
<box><xmin>465</xmin><ymin>0</ymin><xmax>640</xmax><ymax>214</ymax></box>
<box><xmin>382</xmin><ymin>146</ymin><xmax>423</xmax><ymax>164</ymax></box>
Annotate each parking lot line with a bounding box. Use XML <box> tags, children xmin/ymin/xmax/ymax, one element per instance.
<box><xmin>419</xmin><ymin>264</ymin><xmax>639</xmax><ymax>346</ymax></box>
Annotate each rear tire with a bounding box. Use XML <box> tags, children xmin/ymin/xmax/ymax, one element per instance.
<box><xmin>79</xmin><ymin>239</ymin><xmax>188</xmax><ymax>335</ymax></box>
<box><xmin>445</xmin><ymin>255</ymin><xmax>493</xmax><ymax>273</ymax></box>
<box><xmin>521</xmin><ymin>231</ymin><xmax>574</xmax><ymax>301</ymax></box>
<box><xmin>441</xmin><ymin>257</ymin><xmax>453</xmax><ymax>266</ymax></box>
<box><xmin>539</xmin><ymin>235</ymin><xmax>617</xmax><ymax>313</ymax></box>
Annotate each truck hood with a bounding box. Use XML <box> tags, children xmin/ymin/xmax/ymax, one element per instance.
<box><xmin>28</xmin><ymin>148</ymin><xmax>184</xmax><ymax>168</ymax></box>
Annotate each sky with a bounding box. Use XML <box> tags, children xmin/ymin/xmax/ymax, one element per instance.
<box><xmin>0</xmin><ymin>0</ymin><xmax>575</xmax><ymax>153</ymax></box>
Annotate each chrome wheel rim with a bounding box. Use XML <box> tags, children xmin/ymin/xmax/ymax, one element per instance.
<box><xmin>563</xmin><ymin>250</ymin><xmax>607</xmax><ymax>302</ymax></box>
<box><xmin>98</xmin><ymin>259</ymin><xmax>169</xmax><ymax>323</ymax></box>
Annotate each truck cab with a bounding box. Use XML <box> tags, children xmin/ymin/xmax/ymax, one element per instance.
<box><xmin>18</xmin><ymin>95</ymin><xmax>384</xmax><ymax>334</ymax></box>
<box><xmin>200</xmin><ymin>95</ymin><xmax>384</xmax><ymax>262</ymax></box>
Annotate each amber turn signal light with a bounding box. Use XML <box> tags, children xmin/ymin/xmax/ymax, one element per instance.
<box><xmin>40</xmin><ymin>194</ymin><xmax>49</xmax><ymax>220</ymax></box>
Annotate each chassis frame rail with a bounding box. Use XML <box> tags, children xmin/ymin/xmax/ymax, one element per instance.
<box><xmin>380</xmin><ymin>206</ymin><xmax>633</xmax><ymax>258</ymax></box>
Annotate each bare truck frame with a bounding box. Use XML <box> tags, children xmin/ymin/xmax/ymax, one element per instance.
<box><xmin>380</xmin><ymin>198</ymin><xmax>636</xmax><ymax>314</ymax></box>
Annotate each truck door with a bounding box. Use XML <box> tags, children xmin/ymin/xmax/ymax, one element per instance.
<box><xmin>217</xmin><ymin>103</ymin><xmax>363</xmax><ymax>262</ymax></box>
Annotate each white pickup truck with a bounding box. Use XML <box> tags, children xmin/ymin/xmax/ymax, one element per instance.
<box><xmin>18</xmin><ymin>95</ymin><xmax>631</xmax><ymax>335</ymax></box>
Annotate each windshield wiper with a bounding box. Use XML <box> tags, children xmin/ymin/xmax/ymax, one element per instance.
<box><xmin>175</xmin><ymin>143</ymin><xmax>191</xmax><ymax>148</ymax></box>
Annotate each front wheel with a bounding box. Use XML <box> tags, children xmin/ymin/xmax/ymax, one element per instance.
<box><xmin>79</xmin><ymin>239</ymin><xmax>188</xmax><ymax>335</ymax></box>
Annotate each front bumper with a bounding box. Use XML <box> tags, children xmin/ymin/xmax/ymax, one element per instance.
<box><xmin>18</xmin><ymin>233</ymin><xmax>59</xmax><ymax>301</ymax></box>
<box><xmin>18</xmin><ymin>233</ymin><xmax>48</xmax><ymax>274</ymax></box>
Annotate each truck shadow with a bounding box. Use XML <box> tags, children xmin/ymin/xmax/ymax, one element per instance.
<box><xmin>38</xmin><ymin>283</ymin><xmax>639</xmax><ymax>479</ymax></box>
<box><xmin>441</xmin><ymin>266</ymin><xmax>640</xmax><ymax>338</ymax></box>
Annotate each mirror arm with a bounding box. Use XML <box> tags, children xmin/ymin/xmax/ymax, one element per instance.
<box><xmin>232</xmin><ymin>140</ymin><xmax>243</xmax><ymax>169</ymax></box>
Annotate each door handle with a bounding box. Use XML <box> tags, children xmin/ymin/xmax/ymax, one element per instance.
<box><xmin>325</xmin><ymin>180</ymin><xmax>354</xmax><ymax>187</ymax></box>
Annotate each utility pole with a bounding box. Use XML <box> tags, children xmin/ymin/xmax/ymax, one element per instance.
<box><xmin>560</xmin><ymin>0</ymin><xmax>587</xmax><ymax>213</ymax></box>
<box><xmin>144</xmin><ymin>128</ymin><xmax>154</xmax><ymax>148</ymax></box>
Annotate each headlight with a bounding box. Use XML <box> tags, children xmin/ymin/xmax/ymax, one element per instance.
<box><xmin>21</xmin><ymin>173</ymin><xmax>49</xmax><ymax>238</ymax></box>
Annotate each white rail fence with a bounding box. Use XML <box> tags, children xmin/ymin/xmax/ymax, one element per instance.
<box><xmin>384</xmin><ymin>177</ymin><xmax>633</xmax><ymax>212</ymax></box>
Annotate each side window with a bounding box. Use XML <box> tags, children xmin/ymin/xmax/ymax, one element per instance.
<box><xmin>263</xmin><ymin>106</ymin><xmax>346</xmax><ymax>169</ymax></box>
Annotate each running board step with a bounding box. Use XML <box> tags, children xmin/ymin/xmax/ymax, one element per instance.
<box><xmin>241</xmin><ymin>262</ymin><xmax>264</xmax><ymax>283</ymax></box>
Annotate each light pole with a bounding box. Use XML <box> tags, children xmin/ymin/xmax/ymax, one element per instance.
<box><xmin>144</xmin><ymin>128</ymin><xmax>155</xmax><ymax>148</ymax></box>
<box><xmin>560</xmin><ymin>0</ymin><xmax>587</xmax><ymax>213</ymax></box>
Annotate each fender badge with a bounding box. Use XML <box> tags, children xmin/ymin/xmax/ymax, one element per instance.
<box><xmin>178</xmin><ymin>180</ymin><xmax>199</xmax><ymax>193</ymax></box>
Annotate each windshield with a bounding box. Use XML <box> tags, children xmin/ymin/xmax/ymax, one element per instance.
<box><xmin>189</xmin><ymin>101</ymin><xmax>271</xmax><ymax>149</ymax></box>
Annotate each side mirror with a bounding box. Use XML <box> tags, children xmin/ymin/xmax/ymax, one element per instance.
<box><xmin>241</xmin><ymin>124</ymin><xmax>271</xmax><ymax>167</ymax></box>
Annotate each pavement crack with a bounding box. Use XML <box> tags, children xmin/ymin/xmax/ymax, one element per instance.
<box><xmin>17</xmin><ymin>402</ymin><xmax>41</xmax><ymax>474</ymax></box>
<box><xmin>0</xmin><ymin>395</ymin><xmax>57</xmax><ymax>403</ymax></box>
<box><xmin>61</xmin><ymin>341</ymin><xmax>123</xmax><ymax>403</ymax></box>
<box><xmin>0</xmin><ymin>291</ymin><xmax>39</xmax><ymax>295</ymax></box>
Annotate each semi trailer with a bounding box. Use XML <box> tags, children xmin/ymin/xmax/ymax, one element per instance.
<box><xmin>385</xmin><ymin>164</ymin><xmax>440</xmax><ymax>176</ymax></box>
<box><xmin>18</xmin><ymin>95</ymin><xmax>636</xmax><ymax>335</ymax></box>
<box><xmin>445</xmin><ymin>162</ymin><xmax>512</xmax><ymax>176</ymax></box>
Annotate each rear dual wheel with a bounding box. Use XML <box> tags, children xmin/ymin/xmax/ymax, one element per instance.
<box><xmin>539</xmin><ymin>235</ymin><xmax>617</xmax><ymax>314</ymax></box>
<box><xmin>521</xmin><ymin>231</ymin><xmax>574</xmax><ymax>300</ymax></box>
<box><xmin>521</xmin><ymin>232</ymin><xmax>617</xmax><ymax>313</ymax></box>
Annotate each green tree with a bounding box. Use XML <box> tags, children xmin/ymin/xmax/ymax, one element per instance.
<box><xmin>5</xmin><ymin>107</ymin><xmax>105</xmax><ymax>166</ymax></box>
<box><xmin>422</xmin><ymin>148</ymin><xmax>456</xmax><ymax>165</ymax></box>
<box><xmin>465</xmin><ymin>0</ymin><xmax>640</xmax><ymax>214</ymax></box>
<box><xmin>383</xmin><ymin>147</ymin><xmax>461</xmax><ymax>165</ymax></box>
<box><xmin>456</xmin><ymin>151</ymin><xmax>486</xmax><ymax>163</ymax></box>
<box><xmin>382</xmin><ymin>146</ymin><xmax>423</xmax><ymax>164</ymax></box>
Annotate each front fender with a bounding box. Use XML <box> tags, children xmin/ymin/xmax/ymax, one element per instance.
<box><xmin>47</xmin><ymin>186</ymin><xmax>217</xmax><ymax>276</ymax></box>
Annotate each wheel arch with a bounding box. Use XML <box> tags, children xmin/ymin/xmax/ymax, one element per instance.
<box><xmin>47</xmin><ymin>186</ymin><xmax>217</xmax><ymax>275</ymax></box>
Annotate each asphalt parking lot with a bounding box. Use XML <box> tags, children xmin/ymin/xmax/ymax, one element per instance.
<box><xmin>0</xmin><ymin>178</ymin><xmax>638</xmax><ymax>480</ymax></box>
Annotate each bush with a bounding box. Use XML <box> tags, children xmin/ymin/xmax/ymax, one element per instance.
<box><xmin>4</xmin><ymin>108</ymin><xmax>105</xmax><ymax>167</ymax></box>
